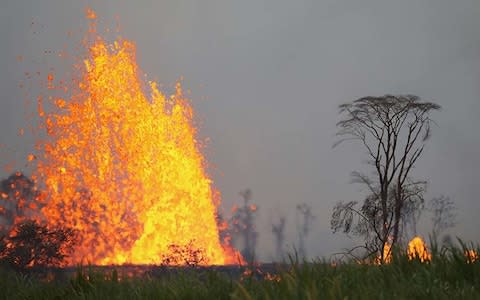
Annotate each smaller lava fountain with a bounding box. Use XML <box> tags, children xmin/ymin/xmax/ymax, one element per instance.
<box><xmin>29</xmin><ymin>9</ymin><xmax>241</xmax><ymax>266</ymax></box>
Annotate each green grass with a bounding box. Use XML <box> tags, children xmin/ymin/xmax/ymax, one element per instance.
<box><xmin>1</xmin><ymin>243</ymin><xmax>479</xmax><ymax>300</ymax></box>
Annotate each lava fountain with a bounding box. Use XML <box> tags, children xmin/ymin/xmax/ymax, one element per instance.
<box><xmin>33</xmin><ymin>9</ymin><xmax>240</xmax><ymax>266</ymax></box>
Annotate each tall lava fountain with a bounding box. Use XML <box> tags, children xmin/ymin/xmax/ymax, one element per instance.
<box><xmin>33</xmin><ymin>9</ymin><xmax>239</xmax><ymax>265</ymax></box>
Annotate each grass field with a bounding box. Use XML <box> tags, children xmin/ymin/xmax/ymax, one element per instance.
<box><xmin>1</xmin><ymin>243</ymin><xmax>479</xmax><ymax>300</ymax></box>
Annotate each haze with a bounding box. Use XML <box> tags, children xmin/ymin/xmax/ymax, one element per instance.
<box><xmin>1</xmin><ymin>0</ymin><xmax>479</xmax><ymax>261</ymax></box>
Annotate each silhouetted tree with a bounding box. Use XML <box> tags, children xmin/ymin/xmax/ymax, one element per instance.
<box><xmin>271</xmin><ymin>216</ymin><xmax>286</xmax><ymax>261</ymax></box>
<box><xmin>331</xmin><ymin>95</ymin><xmax>440</xmax><ymax>262</ymax></box>
<box><xmin>296</xmin><ymin>203</ymin><xmax>315</xmax><ymax>259</ymax></box>
<box><xmin>230</xmin><ymin>189</ymin><xmax>258</xmax><ymax>262</ymax></box>
<box><xmin>0</xmin><ymin>220</ymin><xmax>77</xmax><ymax>271</ymax></box>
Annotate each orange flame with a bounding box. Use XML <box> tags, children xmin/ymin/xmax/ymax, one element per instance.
<box><xmin>407</xmin><ymin>236</ymin><xmax>431</xmax><ymax>262</ymax></box>
<box><xmin>374</xmin><ymin>241</ymin><xmax>392</xmax><ymax>264</ymax></box>
<box><xmin>33</xmin><ymin>9</ymin><xmax>241</xmax><ymax>266</ymax></box>
<box><xmin>382</xmin><ymin>242</ymin><xmax>392</xmax><ymax>263</ymax></box>
<box><xmin>465</xmin><ymin>250</ymin><xmax>478</xmax><ymax>263</ymax></box>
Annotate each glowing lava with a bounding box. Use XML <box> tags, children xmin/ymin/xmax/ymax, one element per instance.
<box><xmin>33</xmin><ymin>9</ymin><xmax>240</xmax><ymax>265</ymax></box>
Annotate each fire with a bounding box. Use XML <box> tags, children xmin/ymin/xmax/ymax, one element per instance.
<box><xmin>374</xmin><ymin>241</ymin><xmax>392</xmax><ymax>264</ymax></box>
<box><xmin>407</xmin><ymin>236</ymin><xmax>431</xmax><ymax>262</ymax></box>
<box><xmin>382</xmin><ymin>242</ymin><xmax>392</xmax><ymax>263</ymax></box>
<box><xmin>465</xmin><ymin>250</ymin><xmax>478</xmax><ymax>263</ymax></box>
<box><xmin>32</xmin><ymin>9</ymin><xmax>240</xmax><ymax>265</ymax></box>
<box><xmin>374</xmin><ymin>236</ymin><xmax>433</xmax><ymax>264</ymax></box>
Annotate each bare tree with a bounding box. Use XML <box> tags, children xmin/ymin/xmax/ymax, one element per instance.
<box><xmin>230</xmin><ymin>189</ymin><xmax>258</xmax><ymax>262</ymax></box>
<box><xmin>296</xmin><ymin>203</ymin><xmax>315</xmax><ymax>259</ymax></box>
<box><xmin>271</xmin><ymin>216</ymin><xmax>286</xmax><ymax>261</ymax></box>
<box><xmin>429</xmin><ymin>195</ymin><xmax>456</xmax><ymax>239</ymax></box>
<box><xmin>331</xmin><ymin>95</ymin><xmax>440</xmax><ymax>262</ymax></box>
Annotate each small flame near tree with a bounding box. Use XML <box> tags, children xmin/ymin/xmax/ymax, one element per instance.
<box><xmin>374</xmin><ymin>236</ymin><xmax>432</xmax><ymax>264</ymax></box>
<box><xmin>407</xmin><ymin>236</ymin><xmax>432</xmax><ymax>262</ymax></box>
<box><xmin>374</xmin><ymin>242</ymin><xmax>393</xmax><ymax>265</ymax></box>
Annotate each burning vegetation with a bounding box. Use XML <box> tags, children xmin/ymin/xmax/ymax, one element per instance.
<box><xmin>407</xmin><ymin>236</ymin><xmax>432</xmax><ymax>262</ymax></box>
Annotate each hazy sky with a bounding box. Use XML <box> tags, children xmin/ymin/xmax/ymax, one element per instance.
<box><xmin>1</xmin><ymin>0</ymin><xmax>479</xmax><ymax>261</ymax></box>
